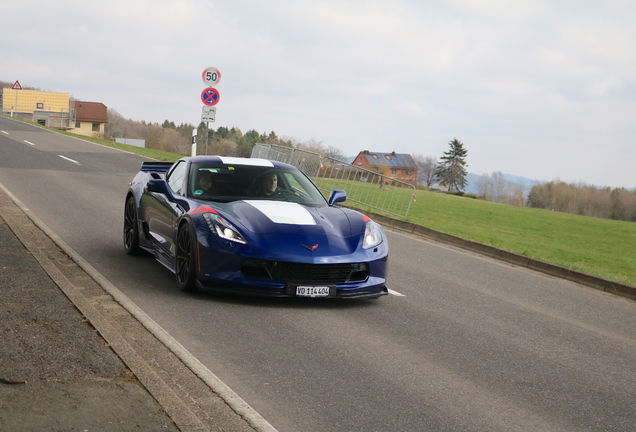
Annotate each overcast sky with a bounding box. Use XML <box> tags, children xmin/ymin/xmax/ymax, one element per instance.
<box><xmin>4</xmin><ymin>0</ymin><xmax>635</xmax><ymax>188</ymax></box>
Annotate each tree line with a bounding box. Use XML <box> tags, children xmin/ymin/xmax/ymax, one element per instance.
<box><xmin>105</xmin><ymin>112</ymin><xmax>635</xmax><ymax>222</ymax></box>
<box><xmin>411</xmin><ymin>138</ymin><xmax>635</xmax><ymax>222</ymax></box>
<box><xmin>528</xmin><ymin>181</ymin><xmax>636</xmax><ymax>222</ymax></box>
<box><xmin>104</xmin><ymin>109</ymin><xmax>347</xmax><ymax>161</ymax></box>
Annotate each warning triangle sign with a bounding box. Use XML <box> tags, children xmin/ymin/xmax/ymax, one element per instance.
<box><xmin>12</xmin><ymin>81</ymin><xmax>22</xmax><ymax>90</ymax></box>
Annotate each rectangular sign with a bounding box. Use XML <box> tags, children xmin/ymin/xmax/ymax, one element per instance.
<box><xmin>201</xmin><ymin>113</ymin><xmax>216</xmax><ymax>123</ymax></box>
<box><xmin>202</xmin><ymin>106</ymin><xmax>216</xmax><ymax>123</ymax></box>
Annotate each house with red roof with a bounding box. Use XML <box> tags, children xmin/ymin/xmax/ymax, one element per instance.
<box><xmin>69</xmin><ymin>101</ymin><xmax>108</xmax><ymax>138</ymax></box>
<box><xmin>352</xmin><ymin>150</ymin><xmax>418</xmax><ymax>186</ymax></box>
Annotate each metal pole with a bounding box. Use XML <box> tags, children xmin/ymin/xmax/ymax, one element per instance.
<box><xmin>205</xmin><ymin>122</ymin><xmax>209</xmax><ymax>155</ymax></box>
<box><xmin>191</xmin><ymin>128</ymin><xmax>197</xmax><ymax>156</ymax></box>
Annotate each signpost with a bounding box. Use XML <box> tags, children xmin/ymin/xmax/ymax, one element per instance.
<box><xmin>195</xmin><ymin>67</ymin><xmax>222</xmax><ymax>156</ymax></box>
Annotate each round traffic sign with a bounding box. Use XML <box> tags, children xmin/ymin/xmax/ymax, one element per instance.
<box><xmin>201</xmin><ymin>87</ymin><xmax>220</xmax><ymax>106</ymax></box>
<box><xmin>202</xmin><ymin>67</ymin><xmax>221</xmax><ymax>86</ymax></box>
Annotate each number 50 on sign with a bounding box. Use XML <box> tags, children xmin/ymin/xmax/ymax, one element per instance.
<box><xmin>202</xmin><ymin>67</ymin><xmax>221</xmax><ymax>86</ymax></box>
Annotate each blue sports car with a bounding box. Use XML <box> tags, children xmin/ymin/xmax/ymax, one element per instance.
<box><xmin>123</xmin><ymin>156</ymin><xmax>388</xmax><ymax>299</ymax></box>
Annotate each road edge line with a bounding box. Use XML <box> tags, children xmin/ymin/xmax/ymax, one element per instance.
<box><xmin>0</xmin><ymin>182</ymin><xmax>279</xmax><ymax>432</ymax></box>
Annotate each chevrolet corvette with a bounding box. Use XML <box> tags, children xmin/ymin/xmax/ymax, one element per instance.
<box><xmin>123</xmin><ymin>156</ymin><xmax>388</xmax><ymax>298</ymax></box>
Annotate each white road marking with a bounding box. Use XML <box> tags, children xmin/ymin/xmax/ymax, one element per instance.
<box><xmin>24</xmin><ymin>140</ymin><xmax>35</xmax><ymax>145</ymax></box>
<box><xmin>58</xmin><ymin>155</ymin><xmax>80</xmax><ymax>164</ymax></box>
<box><xmin>388</xmin><ymin>288</ymin><xmax>405</xmax><ymax>296</ymax></box>
<box><xmin>1</xmin><ymin>130</ymin><xmax>8</xmax><ymax>134</ymax></box>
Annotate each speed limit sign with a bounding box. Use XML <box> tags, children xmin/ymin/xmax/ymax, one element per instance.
<box><xmin>202</xmin><ymin>67</ymin><xmax>221</xmax><ymax>86</ymax></box>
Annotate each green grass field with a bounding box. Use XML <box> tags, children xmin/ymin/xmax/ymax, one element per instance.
<box><xmin>8</xmin><ymin>117</ymin><xmax>634</xmax><ymax>287</ymax></box>
<box><xmin>316</xmin><ymin>176</ymin><xmax>635</xmax><ymax>287</ymax></box>
<box><xmin>404</xmin><ymin>190</ymin><xmax>636</xmax><ymax>286</ymax></box>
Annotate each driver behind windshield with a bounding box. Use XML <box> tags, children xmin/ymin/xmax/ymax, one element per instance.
<box><xmin>259</xmin><ymin>172</ymin><xmax>279</xmax><ymax>197</ymax></box>
<box><xmin>193</xmin><ymin>170</ymin><xmax>215</xmax><ymax>197</ymax></box>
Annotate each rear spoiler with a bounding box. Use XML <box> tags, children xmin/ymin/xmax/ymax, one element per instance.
<box><xmin>140</xmin><ymin>161</ymin><xmax>174</xmax><ymax>172</ymax></box>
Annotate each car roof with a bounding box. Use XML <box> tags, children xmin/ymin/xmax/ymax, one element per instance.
<box><xmin>183</xmin><ymin>156</ymin><xmax>297</xmax><ymax>170</ymax></box>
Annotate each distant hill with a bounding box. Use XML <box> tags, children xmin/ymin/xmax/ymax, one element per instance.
<box><xmin>464</xmin><ymin>173</ymin><xmax>538</xmax><ymax>195</ymax></box>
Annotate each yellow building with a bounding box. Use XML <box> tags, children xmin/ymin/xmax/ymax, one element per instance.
<box><xmin>1</xmin><ymin>88</ymin><xmax>108</xmax><ymax>136</ymax></box>
<box><xmin>2</xmin><ymin>88</ymin><xmax>71</xmax><ymax>129</ymax></box>
<box><xmin>2</xmin><ymin>88</ymin><xmax>69</xmax><ymax>114</ymax></box>
<box><xmin>69</xmin><ymin>101</ymin><xmax>108</xmax><ymax>139</ymax></box>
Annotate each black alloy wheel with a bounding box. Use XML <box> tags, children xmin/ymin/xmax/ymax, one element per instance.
<box><xmin>123</xmin><ymin>197</ymin><xmax>140</xmax><ymax>255</ymax></box>
<box><xmin>175</xmin><ymin>223</ymin><xmax>198</xmax><ymax>292</ymax></box>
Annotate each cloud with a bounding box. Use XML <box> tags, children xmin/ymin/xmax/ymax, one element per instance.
<box><xmin>2</xmin><ymin>0</ymin><xmax>635</xmax><ymax>188</ymax></box>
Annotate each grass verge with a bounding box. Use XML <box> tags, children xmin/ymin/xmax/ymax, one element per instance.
<box><xmin>404</xmin><ymin>191</ymin><xmax>636</xmax><ymax>286</ymax></box>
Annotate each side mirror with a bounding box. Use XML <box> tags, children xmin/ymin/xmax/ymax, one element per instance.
<box><xmin>147</xmin><ymin>179</ymin><xmax>170</xmax><ymax>195</ymax></box>
<box><xmin>328</xmin><ymin>190</ymin><xmax>347</xmax><ymax>205</ymax></box>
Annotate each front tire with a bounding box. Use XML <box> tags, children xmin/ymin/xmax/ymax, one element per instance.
<box><xmin>123</xmin><ymin>197</ymin><xmax>140</xmax><ymax>255</ymax></box>
<box><xmin>175</xmin><ymin>222</ymin><xmax>198</xmax><ymax>292</ymax></box>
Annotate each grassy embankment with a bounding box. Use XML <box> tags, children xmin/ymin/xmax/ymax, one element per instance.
<box><xmin>314</xmin><ymin>178</ymin><xmax>636</xmax><ymax>288</ymax></box>
<box><xmin>7</xmin><ymin>118</ymin><xmax>634</xmax><ymax>287</ymax></box>
<box><xmin>408</xmin><ymin>191</ymin><xmax>635</xmax><ymax>286</ymax></box>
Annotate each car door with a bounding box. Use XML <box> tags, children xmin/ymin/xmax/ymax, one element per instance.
<box><xmin>146</xmin><ymin>161</ymin><xmax>189</xmax><ymax>260</ymax></box>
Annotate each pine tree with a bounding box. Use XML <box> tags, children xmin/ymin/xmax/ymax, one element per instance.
<box><xmin>435</xmin><ymin>138</ymin><xmax>468</xmax><ymax>192</ymax></box>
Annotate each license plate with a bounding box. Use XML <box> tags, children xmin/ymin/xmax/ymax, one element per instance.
<box><xmin>296</xmin><ymin>286</ymin><xmax>330</xmax><ymax>297</ymax></box>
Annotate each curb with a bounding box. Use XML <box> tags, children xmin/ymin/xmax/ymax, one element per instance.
<box><xmin>0</xmin><ymin>182</ymin><xmax>278</xmax><ymax>432</ymax></box>
<box><xmin>363</xmin><ymin>209</ymin><xmax>636</xmax><ymax>301</ymax></box>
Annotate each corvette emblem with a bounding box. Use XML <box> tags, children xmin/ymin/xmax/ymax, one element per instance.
<box><xmin>301</xmin><ymin>243</ymin><xmax>319</xmax><ymax>251</ymax></box>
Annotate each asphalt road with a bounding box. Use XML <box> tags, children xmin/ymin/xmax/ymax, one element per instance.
<box><xmin>2</xmin><ymin>116</ymin><xmax>636</xmax><ymax>431</ymax></box>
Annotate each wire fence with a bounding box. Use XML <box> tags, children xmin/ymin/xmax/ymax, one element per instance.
<box><xmin>251</xmin><ymin>143</ymin><xmax>415</xmax><ymax>219</ymax></box>
<box><xmin>250</xmin><ymin>143</ymin><xmax>323</xmax><ymax>177</ymax></box>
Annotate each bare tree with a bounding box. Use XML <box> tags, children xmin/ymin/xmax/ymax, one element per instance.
<box><xmin>296</xmin><ymin>138</ymin><xmax>325</xmax><ymax>154</ymax></box>
<box><xmin>324</xmin><ymin>146</ymin><xmax>348</xmax><ymax>162</ymax></box>
<box><xmin>476</xmin><ymin>174</ymin><xmax>492</xmax><ymax>197</ymax></box>
<box><xmin>476</xmin><ymin>172</ymin><xmax>529</xmax><ymax>206</ymax></box>
<box><xmin>412</xmin><ymin>154</ymin><xmax>438</xmax><ymax>187</ymax></box>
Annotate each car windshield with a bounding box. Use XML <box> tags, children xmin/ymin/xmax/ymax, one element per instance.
<box><xmin>189</xmin><ymin>163</ymin><xmax>328</xmax><ymax>206</ymax></box>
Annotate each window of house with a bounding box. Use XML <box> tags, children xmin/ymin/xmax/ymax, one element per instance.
<box><xmin>37</xmin><ymin>103</ymin><xmax>44</xmax><ymax>109</ymax></box>
<box><xmin>391</xmin><ymin>169</ymin><xmax>396</xmax><ymax>175</ymax></box>
<box><xmin>406</xmin><ymin>170</ymin><xmax>411</xmax><ymax>176</ymax></box>
<box><xmin>372</xmin><ymin>155</ymin><xmax>378</xmax><ymax>159</ymax></box>
<box><xmin>92</xmin><ymin>123</ymin><xmax>100</xmax><ymax>131</ymax></box>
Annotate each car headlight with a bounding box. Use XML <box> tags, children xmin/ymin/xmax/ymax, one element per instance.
<box><xmin>203</xmin><ymin>213</ymin><xmax>247</xmax><ymax>244</ymax></box>
<box><xmin>362</xmin><ymin>219</ymin><xmax>383</xmax><ymax>249</ymax></box>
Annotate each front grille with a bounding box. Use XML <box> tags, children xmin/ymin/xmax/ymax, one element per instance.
<box><xmin>241</xmin><ymin>259</ymin><xmax>369</xmax><ymax>284</ymax></box>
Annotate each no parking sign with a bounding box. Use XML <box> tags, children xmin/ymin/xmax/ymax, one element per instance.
<box><xmin>201</xmin><ymin>87</ymin><xmax>220</xmax><ymax>106</ymax></box>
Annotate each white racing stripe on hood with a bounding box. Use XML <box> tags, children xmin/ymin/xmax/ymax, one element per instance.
<box><xmin>244</xmin><ymin>200</ymin><xmax>316</xmax><ymax>225</ymax></box>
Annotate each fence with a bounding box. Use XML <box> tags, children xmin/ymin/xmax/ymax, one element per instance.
<box><xmin>251</xmin><ymin>143</ymin><xmax>323</xmax><ymax>177</ymax></box>
<box><xmin>251</xmin><ymin>143</ymin><xmax>415</xmax><ymax>219</ymax></box>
